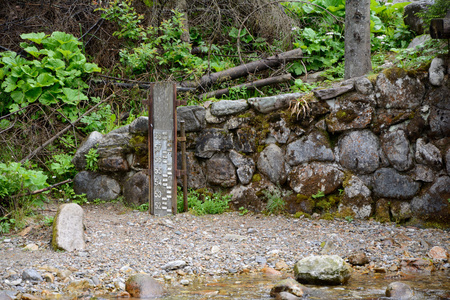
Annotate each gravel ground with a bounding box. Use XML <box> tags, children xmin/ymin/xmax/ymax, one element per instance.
<box><xmin>1</xmin><ymin>203</ymin><xmax>449</xmax><ymax>298</ymax></box>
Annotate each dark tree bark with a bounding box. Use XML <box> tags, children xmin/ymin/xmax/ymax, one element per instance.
<box><xmin>344</xmin><ymin>0</ymin><xmax>372</xmax><ymax>79</ymax></box>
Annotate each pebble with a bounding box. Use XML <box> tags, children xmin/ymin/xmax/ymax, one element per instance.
<box><xmin>0</xmin><ymin>206</ymin><xmax>449</xmax><ymax>298</ymax></box>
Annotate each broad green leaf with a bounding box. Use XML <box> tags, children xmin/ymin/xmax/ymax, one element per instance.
<box><xmin>40</xmin><ymin>89</ymin><xmax>59</xmax><ymax>105</ymax></box>
<box><xmin>20</xmin><ymin>65</ymin><xmax>38</xmax><ymax>77</ymax></box>
<box><xmin>25</xmin><ymin>87</ymin><xmax>42</xmax><ymax>103</ymax></box>
<box><xmin>35</xmin><ymin>73</ymin><xmax>58</xmax><ymax>87</ymax></box>
<box><xmin>20</xmin><ymin>32</ymin><xmax>47</xmax><ymax>44</ymax></box>
<box><xmin>0</xmin><ymin>68</ymin><xmax>4</xmax><ymax>80</ymax></box>
<box><xmin>11</xmin><ymin>90</ymin><xmax>25</xmax><ymax>103</ymax></box>
<box><xmin>83</xmin><ymin>63</ymin><xmax>101</xmax><ymax>73</ymax></box>
<box><xmin>24</xmin><ymin>46</ymin><xmax>41</xmax><ymax>58</ymax></box>
<box><xmin>1</xmin><ymin>76</ymin><xmax>17</xmax><ymax>92</ymax></box>
<box><xmin>61</xmin><ymin>87</ymin><xmax>88</xmax><ymax>105</ymax></box>
<box><xmin>51</xmin><ymin>31</ymin><xmax>78</xmax><ymax>45</ymax></box>
<box><xmin>60</xmin><ymin>41</ymin><xmax>80</xmax><ymax>53</ymax></box>
<box><xmin>45</xmin><ymin>58</ymin><xmax>65</xmax><ymax>70</ymax></box>
<box><xmin>57</xmin><ymin>49</ymin><xmax>76</xmax><ymax>60</ymax></box>
<box><xmin>11</xmin><ymin>66</ymin><xmax>24</xmax><ymax>78</ymax></box>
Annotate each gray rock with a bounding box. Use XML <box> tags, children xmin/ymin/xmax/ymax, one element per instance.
<box><xmin>270</xmin><ymin>118</ymin><xmax>291</xmax><ymax>144</ymax></box>
<box><xmin>195</xmin><ymin>129</ymin><xmax>233</xmax><ymax>158</ymax></box>
<box><xmin>125</xmin><ymin>274</ymin><xmax>165</xmax><ymax>298</ymax></box>
<box><xmin>98</xmin><ymin>155</ymin><xmax>129</xmax><ymax>172</ymax></box>
<box><xmin>177</xmin><ymin>106</ymin><xmax>206</xmax><ymax>132</ymax></box>
<box><xmin>71</xmin><ymin>131</ymin><xmax>103</xmax><ymax>171</ymax></box>
<box><xmin>415</xmin><ymin>138</ymin><xmax>442</xmax><ymax>170</ymax></box>
<box><xmin>73</xmin><ymin>171</ymin><xmax>121</xmax><ymax>201</ymax></box>
<box><xmin>326</xmin><ymin>98</ymin><xmax>374</xmax><ymax>132</ymax></box>
<box><xmin>205</xmin><ymin>107</ymin><xmax>226</xmax><ymax>124</ymax></box>
<box><xmin>409</xmin><ymin>164</ymin><xmax>435</xmax><ymax>182</ymax></box>
<box><xmin>275</xmin><ymin>292</ymin><xmax>302</xmax><ymax>300</ymax></box>
<box><xmin>22</xmin><ymin>269</ymin><xmax>43</xmax><ymax>282</ymax></box>
<box><xmin>407</xmin><ymin>34</ymin><xmax>431</xmax><ymax>49</ymax></box>
<box><xmin>347</xmin><ymin>252</ymin><xmax>369</xmax><ymax>266</ymax></box>
<box><xmin>373</xmin><ymin>168</ymin><xmax>420</xmax><ymax>199</ymax></box>
<box><xmin>162</xmin><ymin>260</ymin><xmax>187</xmax><ymax>270</ymax></box>
<box><xmin>0</xmin><ymin>291</ymin><xmax>14</xmax><ymax>300</ymax></box>
<box><xmin>123</xmin><ymin>171</ymin><xmax>149</xmax><ymax>207</ymax></box>
<box><xmin>257</xmin><ymin>144</ymin><xmax>288</xmax><ymax>185</ymax></box>
<box><xmin>206</xmin><ymin>153</ymin><xmax>237</xmax><ymax>188</ymax></box>
<box><xmin>97</xmin><ymin>132</ymin><xmax>131</xmax><ymax>158</ymax></box>
<box><xmin>375</xmin><ymin>70</ymin><xmax>425</xmax><ymax>109</ymax></box>
<box><xmin>248</xmin><ymin>93</ymin><xmax>303</xmax><ymax>113</ymax></box>
<box><xmin>230</xmin><ymin>180</ymin><xmax>274</xmax><ymax>212</ymax></box>
<box><xmin>426</xmin><ymin>81</ymin><xmax>450</xmax><ymax>138</ymax></box>
<box><xmin>381</xmin><ymin>130</ymin><xmax>413</xmax><ymax>171</ymax></box>
<box><xmin>229</xmin><ymin>150</ymin><xmax>255</xmax><ymax>185</ymax></box>
<box><xmin>52</xmin><ymin>203</ymin><xmax>85</xmax><ymax>252</ymax></box>
<box><xmin>129</xmin><ymin>116</ymin><xmax>148</xmax><ymax>135</ymax></box>
<box><xmin>339</xmin><ymin>175</ymin><xmax>373</xmax><ymax>219</ymax></box>
<box><xmin>177</xmin><ymin>151</ymin><xmax>207</xmax><ymax>190</ymax></box>
<box><xmin>210</xmin><ymin>99</ymin><xmax>249</xmax><ymax>116</ymax></box>
<box><xmin>390</xmin><ymin>201</ymin><xmax>412</xmax><ymax>222</ymax></box>
<box><xmin>338</xmin><ymin>130</ymin><xmax>381</xmax><ymax>174</ymax></box>
<box><xmin>446</xmin><ymin>147</ymin><xmax>450</xmax><ymax>174</ymax></box>
<box><xmin>429</xmin><ymin>57</ymin><xmax>445</xmax><ymax>86</ymax></box>
<box><xmin>313</xmin><ymin>84</ymin><xmax>354</xmax><ymax>100</ymax></box>
<box><xmin>404</xmin><ymin>0</ymin><xmax>434</xmax><ymax>35</ymax></box>
<box><xmin>232</xmin><ymin>128</ymin><xmax>257</xmax><ymax>153</ymax></box>
<box><xmin>270</xmin><ymin>278</ymin><xmax>305</xmax><ymax>298</ymax></box>
<box><xmin>294</xmin><ymin>255</ymin><xmax>352</xmax><ymax>285</ymax></box>
<box><xmin>386</xmin><ymin>281</ymin><xmax>414</xmax><ymax>299</ymax></box>
<box><xmin>354</xmin><ymin>77</ymin><xmax>374</xmax><ymax>95</ymax></box>
<box><xmin>411</xmin><ymin>176</ymin><xmax>450</xmax><ymax>222</ymax></box>
<box><xmin>288</xmin><ymin>162</ymin><xmax>344</xmax><ymax>196</ymax></box>
<box><xmin>224</xmin><ymin>117</ymin><xmax>247</xmax><ymax>130</ymax></box>
<box><xmin>286</xmin><ymin>131</ymin><xmax>334</xmax><ymax>166</ymax></box>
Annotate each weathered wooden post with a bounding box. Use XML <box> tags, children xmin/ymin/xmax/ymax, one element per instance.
<box><xmin>147</xmin><ymin>82</ymin><xmax>178</xmax><ymax>216</ymax></box>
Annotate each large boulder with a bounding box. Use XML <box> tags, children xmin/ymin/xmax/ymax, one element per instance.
<box><xmin>71</xmin><ymin>131</ymin><xmax>103</xmax><ymax>171</ymax></box>
<box><xmin>96</xmin><ymin>131</ymin><xmax>132</xmax><ymax>158</ymax></box>
<box><xmin>206</xmin><ymin>153</ymin><xmax>237</xmax><ymax>188</ymax></box>
<box><xmin>177</xmin><ymin>151</ymin><xmax>207</xmax><ymax>190</ymax></box>
<box><xmin>177</xmin><ymin>106</ymin><xmax>206</xmax><ymax>132</ymax></box>
<box><xmin>381</xmin><ymin>130</ymin><xmax>413</xmax><ymax>171</ymax></box>
<box><xmin>294</xmin><ymin>255</ymin><xmax>352</xmax><ymax>285</ymax></box>
<box><xmin>286</xmin><ymin>131</ymin><xmax>334</xmax><ymax>166</ymax></box>
<box><xmin>403</xmin><ymin>0</ymin><xmax>434</xmax><ymax>35</ymax></box>
<box><xmin>123</xmin><ymin>171</ymin><xmax>149</xmax><ymax>207</ymax></box>
<box><xmin>125</xmin><ymin>274</ymin><xmax>165</xmax><ymax>298</ymax></box>
<box><xmin>375</xmin><ymin>68</ymin><xmax>425</xmax><ymax>109</ymax></box>
<box><xmin>338</xmin><ymin>130</ymin><xmax>381</xmax><ymax>174</ymax></box>
<box><xmin>288</xmin><ymin>163</ymin><xmax>344</xmax><ymax>197</ymax></box>
<box><xmin>385</xmin><ymin>281</ymin><xmax>414</xmax><ymax>300</ymax></box>
<box><xmin>129</xmin><ymin>116</ymin><xmax>148</xmax><ymax>135</ymax></box>
<box><xmin>326</xmin><ymin>96</ymin><xmax>374</xmax><ymax>132</ymax></box>
<box><xmin>257</xmin><ymin>144</ymin><xmax>288</xmax><ymax>185</ymax></box>
<box><xmin>51</xmin><ymin>203</ymin><xmax>85</xmax><ymax>252</ymax></box>
<box><xmin>373</xmin><ymin>168</ymin><xmax>420</xmax><ymax>199</ymax></box>
<box><xmin>411</xmin><ymin>176</ymin><xmax>450</xmax><ymax>222</ymax></box>
<box><xmin>248</xmin><ymin>93</ymin><xmax>302</xmax><ymax>113</ymax></box>
<box><xmin>73</xmin><ymin>171</ymin><xmax>121</xmax><ymax>201</ymax></box>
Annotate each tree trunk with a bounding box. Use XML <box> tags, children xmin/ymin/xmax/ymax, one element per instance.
<box><xmin>176</xmin><ymin>0</ymin><xmax>190</xmax><ymax>43</ymax></box>
<box><xmin>344</xmin><ymin>0</ymin><xmax>372</xmax><ymax>79</ymax></box>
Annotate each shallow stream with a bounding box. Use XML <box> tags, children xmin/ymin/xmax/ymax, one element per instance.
<box><xmin>160</xmin><ymin>271</ymin><xmax>450</xmax><ymax>299</ymax></box>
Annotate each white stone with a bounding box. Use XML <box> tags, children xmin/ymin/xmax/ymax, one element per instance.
<box><xmin>52</xmin><ymin>203</ymin><xmax>86</xmax><ymax>252</ymax></box>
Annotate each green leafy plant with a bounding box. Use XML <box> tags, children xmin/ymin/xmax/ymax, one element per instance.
<box><xmin>42</xmin><ymin>215</ymin><xmax>54</xmax><ymax>227</ymax></box>
<box><xmin>344</xmin><ymin>215</ymin><xmax>354</xmax><ymax>223</ymax></box>
<box><xmin>0</xmin><ymin>31</ymin><xmax>100</xmax><ymax>117</ymax></box>
<box><xmin>49</xmin><ymin>154</ymin><xmax>76</xmax><ymax>182</ymax></box>
<box><xmin>311</xmin><ymin>190</ymin><xmax>325</xmax><ymax>199</ymax></box>
<box><xmin>85</xmin><ymin>148</ymin><xmax>99</xmax><ymax>172</ymax></box>
<box><xmin>417</xmin><ymin>0</ymin><xmax>450</xmax><ymax>30</ymax></box>
<box><xmin>391</xmin><ymin>38</ymin><xmax>448</xmax><ymax>70</ymax></box>
<box><xmin>263</xmin><ymin>186</ymin><xmax>291</xmax><ymax>215</ymax></box>
<box><xmin>177</xmin><ymin>187</ymin><xmax>230</xmax><ymax>215</ymax></box>
<box><xmin>137</xmin><ymin>202</ymin><xmax>149</xmax><ymax>212</ymax></box>
<box><xmin>239</xmin><ymin>206</ymin><xmax>249</xmax><ymax>216</ymax></box>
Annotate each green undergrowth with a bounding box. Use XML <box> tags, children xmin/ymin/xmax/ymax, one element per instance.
<box><xmin>177</xmin><ymin>187</ymin><xmax>231</xmax><ymax>216</ymax></box>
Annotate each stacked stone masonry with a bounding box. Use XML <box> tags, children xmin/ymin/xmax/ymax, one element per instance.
<box><xmin>72</xmin><ymin>65</ymin><xmax>450</xmax><ymax>223</ymax></box>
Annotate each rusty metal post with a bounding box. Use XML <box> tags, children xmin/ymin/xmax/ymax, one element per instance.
<box><xmin>179</xmin><ymin>121</ymin><xmax>188</xmax><ymax>212</ymax></box>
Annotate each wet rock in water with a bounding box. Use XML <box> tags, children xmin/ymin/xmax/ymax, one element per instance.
<box><xmin>125</xmin><ymin>274</ymin><xmax>165</xmax><ymax>298</ymax></box>
<box><xmin>275</xmin><ymin>292</ymin><xmax>302</xmax><ymax>300</ymax></box>
<box><xmin>428</xmin><ymin>246</ymin><xmax>448</xmax><ymax>261</ymax></box>
<box><xmin>385</xmin><ymin>281</ymin><xmax>414</xmax><ymax>299</ymax></box>
<box><xmin>270</xmin><ymin>278</ymin><xmax>305</xmax><ymax>298</ymax></box>
<box><xmin>294</xmin><ymin>255</ymin><xmax>352</xmax><ymax>285</ymax></box>
<box><xmin>22</xmin><ymin>269</ymin><xmax>43</xmax><ymax>282</ymax></box>
<box><xmin>347</xmin><ymin>252</ymin><xmax>369</xmax><ymax>266</ymax></box>
<box><xmin>51</xmin><ymin>203</ymin><xmax>85</xmax><ymax>252</ymax></box>
<box><xmin>400</xmin><ymin>258</ymin><xmax>434</xmax><ymax>274</ymax></box>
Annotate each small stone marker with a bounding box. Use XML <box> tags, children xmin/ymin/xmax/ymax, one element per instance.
<box><xmin>52</xmin><ymin>203</ymin><xmax>85</xmax><ymax>251</ymax></box>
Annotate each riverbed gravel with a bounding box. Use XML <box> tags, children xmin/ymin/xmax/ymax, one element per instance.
<box><xmin>1</xmin><ymin>203</ymin><xmax>449</xmax><ymax>298</ymax></box>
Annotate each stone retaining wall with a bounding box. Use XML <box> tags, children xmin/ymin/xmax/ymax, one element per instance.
<box><xmin>72</xmin><ymin>65</ymin><xmax>450</xmax><ymax>223</ymax></box>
